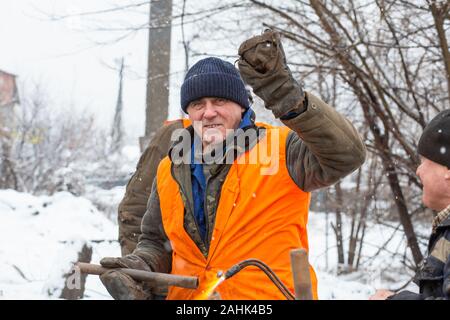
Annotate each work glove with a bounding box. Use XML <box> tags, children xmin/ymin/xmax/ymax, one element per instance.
<box><xmin>386</xmin><ymin>290</ymin><xmax>423</xmax><ymax>300</ymax></box>
<box><xmin>99</xmin><ymin>254</ymin><xmax>154</xmax><ymax>300</ymax></box>
<box><xmin>100</xmin><ymin>254</ymin><xmax>151</xmax><ymax>270</ymax></box>
<box><xmin>238</xmin><ymin>29</ymin><xmax>306</xmax><ymax>118</ymax></box>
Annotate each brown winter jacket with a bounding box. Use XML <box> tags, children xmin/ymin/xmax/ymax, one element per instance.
<box><xmin>133</xmin><ymin>91</ymin><xmax>367</xmax><ymax>272</ymax></box>
<box><xmin>118</xmin><ymin>120</ymin><xmax>185</xmax><ymax>255</ymax></box>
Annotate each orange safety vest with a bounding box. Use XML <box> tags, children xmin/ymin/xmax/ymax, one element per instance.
<box><xmin>164</xmin><ymin>118</ymin><xmax>192</xmax><ymax>128</ymax></box>
<box><xmin>156</xmin><ymin>123</ymin><xmax>318</xmax><ymax>300</ymax></box>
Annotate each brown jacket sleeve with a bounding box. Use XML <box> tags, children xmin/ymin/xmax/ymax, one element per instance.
<box><xmin>132</xmin><ymin>180</ymin><xmax>172</xmax><ymax>274</ymax></box>
<box><xmin>283</xmin><ymin>91</ymin><xmax>366</xmax><ymax>192</ymax></box>
<box><xmin>118</xmin><ymin>120</ymin><xmax>184</xmax><ymax>256</ymax></box>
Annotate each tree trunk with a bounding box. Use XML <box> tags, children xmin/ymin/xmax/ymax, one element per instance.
<box><xmin>384</xmin><ymin>161</ymin><xmax>423</xmax><ymax>265</ymax></box>
<box><xmin>309</xmin><ymin>0</ymin><xmax>423</xmax><ymax>266</ymax></box>
<box><xmin>429</xmin><ymin>1</ymin><xmax>450</xmax><ymax>106</ymax></box>
<box><xmin>60</xmin><ymin>243</ymin><xmax>93</xmax><ymax>300</ymax></box>
<box><xmin>347</xmin><ymin>168</ymin><xmax>361</xmax><ymax>267</ymax></box>
<box><xmin>333</xmin><ymin>182</ymin><xmax>345</xmax><ymax>267</ymax></box>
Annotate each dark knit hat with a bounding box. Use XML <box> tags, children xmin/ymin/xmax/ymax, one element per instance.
<box><xmin>418</xmin><ymin>109</ymin><xmax>450</xmax><ymax>168</ymax></box>
<box><xmin>180</xmin><ymin>57</ymin><xmax>249</xmax><ymax>113</ymax></box>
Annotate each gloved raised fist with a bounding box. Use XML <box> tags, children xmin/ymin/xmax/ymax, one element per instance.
<box><xmin>99</xmin><ymin>254</ymin><xmax>154</xmax><ymax>300</ymax></box>
<box><xmin>238</xmin><ymin>29</ymin><xmax>305</xmax><ymax>118</ymax></box>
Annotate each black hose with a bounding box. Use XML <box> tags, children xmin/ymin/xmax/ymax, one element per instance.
<box><xmin>224</xmin><ymin>259</ymin><xmax>295</xmax><ymax>300</ymax></box>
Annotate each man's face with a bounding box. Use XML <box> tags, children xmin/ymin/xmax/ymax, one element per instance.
<box><xmin>186</xmin><ymin>97</ymin><xmax>244</xmax><ymax>147</ymax></box>
<box><xmin>416</xmin><ymin>156</ymin><xmax>450</xmax><ymax>211</ymax></box>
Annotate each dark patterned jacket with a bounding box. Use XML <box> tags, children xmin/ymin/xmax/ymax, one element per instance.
<box><xmin>389</xmin><ymin>206</ymin><xmax>450</xmax><ymax>300</ymax></box>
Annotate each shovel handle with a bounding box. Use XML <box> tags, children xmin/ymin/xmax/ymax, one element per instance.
<box><xmin>290</xmin><ymin>249</ymin><xmax>313</xmax><ymax>300</ymax></box>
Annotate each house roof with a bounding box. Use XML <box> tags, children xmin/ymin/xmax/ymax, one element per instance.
<box><xmin>0</xmin><ymin>69</ymin><xmax>17</xmax><ymax>77</ymax></box>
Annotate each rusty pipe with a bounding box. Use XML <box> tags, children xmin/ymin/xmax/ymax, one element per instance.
<box><xmin>75</xmin><ymin>262</ymin><xmax>198</xmax><ymax>289</ymax></box>
<box><xmin>290</xmin><ymin>248</ymin><xmax>313</xmax><ymax>300</ymax></box>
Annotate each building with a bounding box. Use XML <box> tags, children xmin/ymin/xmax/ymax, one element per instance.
<box><xmin>0</xmin><ymin>69</ymin><xmax>19</xmax><ymax>132</ymax></box>
<box><xmin>0</xmin><ymin>69</ymin><xmax>19</xmax><ymax>188</ymax></box>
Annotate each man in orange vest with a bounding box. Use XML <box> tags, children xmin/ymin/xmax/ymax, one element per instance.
<box><xmin>99</xmin><ymin>30</ymin><xmax>366</xmax><ymax>300</ymax></box>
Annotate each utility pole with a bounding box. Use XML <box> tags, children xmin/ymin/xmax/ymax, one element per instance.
<box><xmin>140</xmin><ymin>0</ymin><xmax>173</xmax><ymax>151</ymax></box>
<box><xmin>111</xmin><ymin>57</ymin><xmax>124</xmax><ymax>153</ymax></box>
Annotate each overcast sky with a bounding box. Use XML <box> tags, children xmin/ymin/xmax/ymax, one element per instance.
<box><xmin>0</xmin><ymin>0</ymin><xmax>189</xmax><ymax>142</ymax></box>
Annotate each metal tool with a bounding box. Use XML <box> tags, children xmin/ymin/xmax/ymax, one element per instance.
<box><xmin>76</xmin><ymin>262</ymin><xmax>198</xmax><ymax>289</ymax></box>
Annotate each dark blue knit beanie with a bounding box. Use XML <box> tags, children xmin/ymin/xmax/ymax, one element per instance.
<box><xmin>418</xmin><ymin>109</ymin><xmax>450</xmax><ymax>168</ymax></box>
<box><xmin>181</xmin><ymin>57</ymin><xmax>249</xmax><ymax>113</ymax></box>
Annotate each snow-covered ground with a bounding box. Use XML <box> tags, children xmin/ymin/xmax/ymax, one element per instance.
<box><xmin>308</xmin><ymin>211</ymin><xmax>422</xmax><ymax>299</ymax></box>
<box><xmin>0</xmin><ymin>189</ymin><xmax>120</xmax><ymax>299</ymax></box>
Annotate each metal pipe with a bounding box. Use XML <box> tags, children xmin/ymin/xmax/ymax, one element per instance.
<box><xmin>76</xmin><ymin>262</ymin><xmax>198</xmax><ymax>289</ymax></box>
<box><xmin>290</xmin><ymin>248</ymin><xmax>313</xmax><ymax>300</ymax></box>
